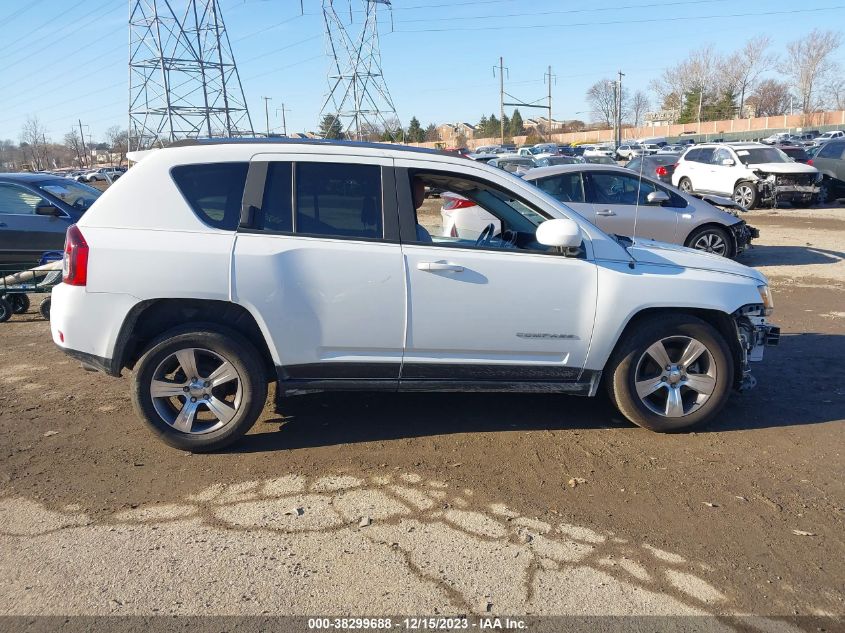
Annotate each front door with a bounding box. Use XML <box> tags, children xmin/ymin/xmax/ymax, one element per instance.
<box><xmin>395</xmin><ymin>162</ymin><xmax>597</xmax><ymax>383</ymax></box>
<box><xmin>232</xmin><ymin>155</ymin><xmax>406</xmax><ymax>384</ymax></box>
<box><xmin>584</xmin><ymin>170</ymin><xmax>680</xmax><ymax>243</ymax></box>
<box><xmin>0</xmin><ymin>183</ymin><xmax>70</xmax><ymax>264</ymax></box>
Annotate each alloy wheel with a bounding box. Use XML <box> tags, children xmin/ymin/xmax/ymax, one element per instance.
<box><xmin>733</xmin><ymin>185</ymin><xmax>755</xmax><ymax>209</ymax></box>
<box><xmin>634</xmin><ymin>336</ymin><xmax>717</xmax><ymax>418</ymax></box>
<box><xmin>691</xmin><ymin>231</ymin><xmax>727</xmax><ymax>255</ymax></box>
<box><xmin>149</xmin><ymin>347</ymin><xmax>243</xmax><ymax>434</ymax></box>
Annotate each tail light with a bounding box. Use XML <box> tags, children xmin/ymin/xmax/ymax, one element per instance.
<box><xmin>62</xmin><ymin>225</ymin><xmax>89</xmax><ymax>286</ymax></box>
<box><xmin>655</xmin><ymin>165</ymin><xmax>668</xmax><ymax>177</ymax></box>
<box><xmin>807</xmin><ymin>159</ymin><xmax>813</xmax><ymax>166</ymax></box>
<box><xmin>441</xmin><ymin>195</ymin><xmax>475</xmax><ymax>211</ymax></box>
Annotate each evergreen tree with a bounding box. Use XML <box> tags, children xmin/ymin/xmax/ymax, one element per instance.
<box><xmin>406</xmin><ymin>117</ymin><xmax>425</xmax><ymax>143</ymax></box>
<box><xmin>487</xmin><ymin>113</ymin><xmax>500</xmax><ymax>138</ymax></box>
<box><xmin>477</xmin><ymin>115</ymin><xmax>489</xmax><ymax>137</ymax></box>
<box><xmin>318</xmin><ymin>115</ymin><xmax>344</xmax><ymax>139</ymax></box>
<box><xmin>424</xmin><ymin>123</ymin><xmax>438</xmax><ymax>142</ymax></box>
<box><xmin>501</xmin><ymin>113</ymin><xmax>510</xmax><ymax>139</ymax></box>
<box><xmin>509</xmin><ymin>109</ymin><xmax>525</xmax><ymax>136</ymax></box>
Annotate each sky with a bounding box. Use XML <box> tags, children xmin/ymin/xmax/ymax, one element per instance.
<box><xmin>1</xmin><ymin>0</ymin><xmax>845</xmax><ymax>145</ymax></box>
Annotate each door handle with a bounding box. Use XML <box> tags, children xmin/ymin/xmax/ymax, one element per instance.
<box><xmin>417</xmin><ymin>262</ymin><xmax>464</xmax><ymax>273</ymax></box>
<box><xmin>596</xmin><ymin>209</ymin><xmax>616</xmax><ymax>216</ymax></box>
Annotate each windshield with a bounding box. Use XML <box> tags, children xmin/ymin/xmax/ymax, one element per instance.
<box><xmin>37</xmin><ymin>179</ymin><xmax>101</xmax><ymax>211</ymax></box>
<box><xmin>734</xmin><ymin>147</ymin><xmax>789</xmax><ymax>165</ymax></box>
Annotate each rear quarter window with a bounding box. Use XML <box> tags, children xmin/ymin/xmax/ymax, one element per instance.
<box><xmin>171</xmin><ymin>162</ymin><xmax>249</xmax><ymax>230</ymax></box>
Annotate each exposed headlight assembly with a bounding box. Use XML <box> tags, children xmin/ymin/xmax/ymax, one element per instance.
<box><xmin>757</xmin><ymin>284</ymin><xmax>774</xmax><ymax>315</ymax></box>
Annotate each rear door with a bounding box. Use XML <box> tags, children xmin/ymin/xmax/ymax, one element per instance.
<box><xmin>583</xmin><ymin>170</ymin><xmax>680</xmax><ymax>243</ymax></box>
<box><xmin>528</xmin><ymin>171</ymin><xmax>595</xmax><ymax>222</ymax></box>
<box><xmin>0</xmin><ymin>183</ymin><xmax>71</xmax><ymax>264</ymax></box>
<box><xmin>232</xmin><ymin>153</ymin><xmax>405</xmax><ymax>386</ymax></box>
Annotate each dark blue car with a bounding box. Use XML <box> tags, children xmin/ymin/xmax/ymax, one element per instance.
<box><xmin>0</xmin><ymin>173</ymin><xmax>101</xmax><ymax>264</ymax></box>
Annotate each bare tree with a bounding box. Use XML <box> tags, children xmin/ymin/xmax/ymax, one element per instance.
<box><xmin>20</xmin><ymin>116</ymin><xmax>49</xmax><ymax>170</ymax></box>
<box><xmin>783</xmin><ymin>29</ymin><xmax>842</xmax><ymax>113</ymax></box>
<box><xmin>720</xmin><ymin>35</ymin><xmax>776</xmax><ymax>117</ymax></box>
<box><xmin>629</xmin><ymin>91</ymin><xmax>650</xmax><ymax>127</ymax></box>
<box><xmin>587</xmin><ymin>79</ymin><xmax>628</xmax><ymax>127</ymax></box>
<box><xmin>0</xmin><ymin>139</ymin><xmax>20</xmax><ymax>171</ymax></box>
<box><xmin>424</xmin><ymin>123</ymin><xmax>438</xmax><ymax>142</ymax></box>
<box><xmin>825</xmin><ymin>76</ymin><xmax>845</xmax><ymax>111</ymax></box>
<box><xmin>745</xmin><ymin>79</ymin><xmax>792</xmax><ymax>116</ymax></box>
<box><xmin>64</xmin><ymin>129</ymin><xmax>85</xmax><ymax>167</ymax></box>
<box><xmin>651</xmin><ymin>45</ymin><xmax>720</xmax><ymax>111</ymax></box>
<box><xmin>105</xmin><ymin>126</ymin><xmax>129</xmax><ymax>166</ymax></box>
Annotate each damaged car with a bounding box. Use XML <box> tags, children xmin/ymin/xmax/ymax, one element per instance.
<box><xmin>672</xmin><ymin>142</ymin><xmax>820</xmax><ymax>209</ymax></box>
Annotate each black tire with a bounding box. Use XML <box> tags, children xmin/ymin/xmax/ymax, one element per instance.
<box><xmin>733</xmin><ymin>181</ymin><xmax>759</xmax><ymax>210</ymax></box>
<box><xmin>605</xmin><ymin>314</ymin><xmax>734</xmax><ymax>432</ymax></box>
<box><xmin>678</xmin><ymin>177</ymin><xmax>693</xmax><ymax>194</ymax></box>
<box><xmin>39</xmin><ymin>297</ymin><xmax>51</xmax><ymax>320</ymax></box>
<box><xmin>0</xmin><ymin>297</ymin><xmax>12</xmax><ymax>323</ymax></box>
<box><xmin>131</xmin><ymin>326</ymin><xmax>268</xmax><ymax>452</ymax></box>
<box><xmin>685</xmin><ymin>225</ymin><xmax>734</xmax><ymax>258</ymax></box>
<box><xmin>7</xmin><ymin>294</ymin><xmax>30</xmax><ymax>315</ymax></box>
<box><xmin>816</xmin><ymin>177</ymin><xmax>833</xmax><ymax>205</ymax></box>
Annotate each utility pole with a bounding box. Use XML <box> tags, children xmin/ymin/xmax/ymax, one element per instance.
<box><xmin>498</xmin><ymin>57</ymin><xmax>505</xmax><ymax>145</ymax></box>
<box><xmin>616</xmin><ymin>70</ymin><xmax>625</xmax><ymax>147</ymax></box>
<box><xmin>697</xmin><ymin>85</ymin><xmax>704</xmax><ymax>135</ymax></box>
<box><xmin>262</xmin><ymin>96</ymin><xmax>272</xmax><ymax>137</ymax></box>
<box><xmin>276</xmin><ymin>103</ymin><xmax>290</xmax><ymax>136</ymax></box>
<box><xmin>78</xmin><ymin>119</ymin><xmax>88</xmax><ymax>168</ymax></box>
<box><xmin>546</xmin><ymin>66</ymin><xmax>554</xmax><ymax>140</ymax></box>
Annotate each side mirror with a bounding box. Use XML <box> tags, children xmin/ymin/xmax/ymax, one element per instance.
<box><xmin>721</xmin><ymin>158</ymin><xmax>735</xmax><ymax>166</ymax></box>
<box><xmin>646</xmin><ymin>191</ymin><xmax>671</xmax><ymax>205</ymax></box>
<box><xmin>536</xmin><ymin>218</ymin><xmax>582</xmax><ymax>249</ymax></box>
<box><xmin>35</xmin><ymin>203</ymin><xmax>62</xmax><ymax>217</ymax></box>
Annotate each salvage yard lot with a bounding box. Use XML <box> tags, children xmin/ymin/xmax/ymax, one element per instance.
<box><xmin>0</xmin><ymin>205</ymin><xmax>843</xmax><ymax>619</ymax></box>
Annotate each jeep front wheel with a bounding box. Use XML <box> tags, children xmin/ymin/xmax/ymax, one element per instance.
<box><xmin>606</xmin><ymin>315</ymin><xmax>734</xmax><ymax>432</ymax></box>
<box><xmin>131</xmin><ymin>327</ymin><xmax>267</xmax><ymax>451</ymax></box>
<box><xmin>678</xmin><ymin>177</ymin><xmax>693</xmax><ymax>194</ymax></box>
<box><xmin>733</xmin><ymin>181</ymin><xmax>759</xmax><ymax>210</ymax></box>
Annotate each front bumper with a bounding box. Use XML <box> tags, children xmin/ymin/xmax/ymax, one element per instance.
<box><xmin>757</xmin><ymin>175</ymin><xmax>819</xmax><ymax>204</ymax></box>
<box><xmin>732</xmin><ymin>304</ymin><xmax>780</xmax><ymax>391</ymax></box>
<box><xmin>729</xmin><ymin>221</ymin><xmax>758</xmax><ymax>254</ymax></box>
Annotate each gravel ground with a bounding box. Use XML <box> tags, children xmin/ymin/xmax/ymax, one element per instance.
<box><xmin>0</xmin><ymin>205</ymin><xmax>842</xmax><ymax>625</ymax></box>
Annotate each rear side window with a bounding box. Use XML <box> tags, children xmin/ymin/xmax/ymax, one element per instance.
<box><xmin>817</xmin><ymin>142</ymin><xmax>845</xmax><ymax>159</ymax></box>
<box><xmin>171</xmin><ymin>162</ymin><xmax>248</xmax><ymax>230</ymax></box>
<box><xmin>295</xmin><ymin>162</ymin><xmax>382</xmax><ymax>239</ymax></box>
<box><xmin>534</xmin><ymin>173</ymin><xmax>585</xmax><ymax>203</ymax></box>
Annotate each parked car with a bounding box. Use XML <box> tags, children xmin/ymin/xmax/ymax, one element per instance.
<box><xmin>583</xmin><ymin>156</ymin><xmax>618</xmax><ymax>166</ymax></box>
<box><xmin>474</xmin><ymin>145</ymin><xmax>500</xmax><ymax>154</ymax></box>
<box><xmin>761</xmin><ymin>132</ymin><xmax>797</xmax><ymax>145</ymax></box>
<box><xmin>616</xmin><ymin>144</ymin><xmax>645</xmax><ymax>161</ymax></box>
<box><xmin>50</xmin><ymin>138</ymin><xmax>778</xmax><ymax>450</ymax></box>
<box><xmin>583</xmin><ymin>145</ymin><xmax>616</xmax><ymax>158</ymax></box>
<box><xmin>560</xmin><ymin>146</ymin><xmax>586</xmax><ymax>157</ymax></box>
<box><xmin>488</xmin><ymin>155</ymin><xmax>536</xmax><ymax>174</ymax></box>
<box><xmin>532</xmin><ymin>155</ymin><xmax>585</xmax><ymax>167</ymax></box>
<box><xmin>658</xmin><ymin>144</ymin><xmax>685</xmax><ymax>154</ymax></box>
<box><xmin>624</xmin><ymin>154</ymin><xmax>681</xmax><ymax>184</ymax></box>
<box><xmin>672</xmin><ymin>142</ymin><xmax>820</xmax><ymax>209</ymax></box>
<box><xmin>83</xmin><ymin>166</ymin><xmax>125</xmax><ymax>182</ymax></box>
<box><xmin>467</xmin><ymin>153</ymin><xmax>499</xmax><ymax>164</ymax></box>
<box><xmin>809</xmin><ymin>140</ymin><xmax>845</xmax><ymax>203</ymax></box>
<box><xmin>641</xmin><ymin>144</ymin><xmax>662</xmax><ymax>155</ymax></box>
<box><xmin>443</xmin><ymin>163</ymin><xmax>755</xmax><ymax>258</ymax></box>
<box><xmin>0</xmin><ymin>173</ymin><xmax>101</xmax><ymax>264</ymax></box>
<box><xmin>775</xmin><ymin>144</ymin><xmax>811</xmax><ymax>164</ymax></box>
<box><xmin>812</xmin><ymin>130</ymin><xmax>845</xmax><ymax>145</ymax></box>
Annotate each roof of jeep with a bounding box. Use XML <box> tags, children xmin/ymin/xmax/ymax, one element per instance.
<box><xmin>169</xmin><ymin>137</ymin><xmax>455</xmax><ymax>157</ymax></box>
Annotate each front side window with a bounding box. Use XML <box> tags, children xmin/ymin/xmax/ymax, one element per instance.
<box><xmin>817</xmin><ymin>142</ymin><xmax>845</xmax><ymax>159</ymax></box>
<box><xmin>408</xmin><ymin>171</ymin><xmax>559</xmax><ymax>254</ymax></box>
<box><xmin>171</xmin><ymin>162</ymin><xmax>249</xmax><ymax>230</ymax></box>
<box><xmin>712</xmin><ymin>148</ymin><xmax>733</xmax><ymax>165</ymax></box>
<box><xmin>587</xmin><ymin>172</ymin><xmax>657</xmax><ymax>206</ymax></box>
<box><xmin>295</xmin><ymin>162</ymin><xmax>382</xmax><ymax>239</ymax></box>
<box><xmin>0</xmin><ymin>183</ymin><xmax>47</xmax><ymax>215</ymax></box>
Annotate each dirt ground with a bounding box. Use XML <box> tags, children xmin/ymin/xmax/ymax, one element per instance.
<box><xmin>0</xmin><ymin>205</ymin><xmax>843</xmax><ymax>624</ymax></box>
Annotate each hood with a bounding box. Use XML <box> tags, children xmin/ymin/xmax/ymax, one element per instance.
<box><xmin>628</xmin><ymin>239</ymin><xmax>766</xmax><ymax>283</ymax></box>
<box><xmin>747</xmin><ymin>162</ymin><xmax>818</xmax><ymax>175</ymax></box>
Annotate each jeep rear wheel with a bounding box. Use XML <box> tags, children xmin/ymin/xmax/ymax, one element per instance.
<box><xmin>678</xmin><ymin>177</ymin><xmax>693</xmax><ymax>194</ymax></box>
<box><xmin>131</xmin><ymin>327</ymin><xmax>267</xmax><ymax>451</ymax></box>
<box><xmin>606</xmin><ymin>314</ymin><xmax>734</xmax><ymax>432</ymax></box>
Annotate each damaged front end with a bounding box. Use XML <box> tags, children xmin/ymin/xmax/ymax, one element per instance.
<box><xmin>732</xmin><ymin>299</ymin><xmax>780</xmax><ymax>392</ymax></box>
<box><xmin>753</xmin><ymin>171</ymin><xmax>820</xmax><ymax>207</ymax></box>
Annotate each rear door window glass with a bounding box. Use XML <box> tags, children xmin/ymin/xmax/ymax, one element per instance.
<box><xmin>171</xmin><ymin>162</ymin><xmax>249</xmax><ymax>230</ymax></box>
<box><xmin>295</xmin><ymin>162</ymin><xmax>382</xmax><ymax>239</ymax></box>
<box><xmin>533</xmin><ymin>173</ymin><xmax>585</xmax><ymax>203</ymax></box>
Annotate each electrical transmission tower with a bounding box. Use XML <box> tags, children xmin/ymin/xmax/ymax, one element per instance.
<box><xmin>128</xmin><ymin>0</ymin><xmax>254</xmax><ymax>150</ymax></box>
<box><xmin>319</xmin><ymin>0</ymin><xmax>401</xmax><ymax>142</ymax></box>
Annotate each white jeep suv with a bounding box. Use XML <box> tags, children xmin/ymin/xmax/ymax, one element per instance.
<box><xmin>672</xmin><ymin>142</ymin><xmax>820</xmax><ymax>209</ymax></box>
<box><xmin>51</xmin><ymin>140</ymin><xmax>779</xmax><ymax>451</ymax></box>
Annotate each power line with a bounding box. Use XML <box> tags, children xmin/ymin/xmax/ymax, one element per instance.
<box><xmin>394</xmin><ymin>6</ymin><xmax>845</xmax><ymax>33</ymax></box>
<box><xmin>0</xmin><ymin>0</ymin><xmax>105</xmax><ymax>57</ymax></box>
<box><xmin>395</xmin><ymin>0</ymin><xmax>738</xmax><ymax>23</ymax></box>
<box><xmin>0</xmin><ymin>0</ymin><xmax>50</xmax><ymax>28</ymax></box>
